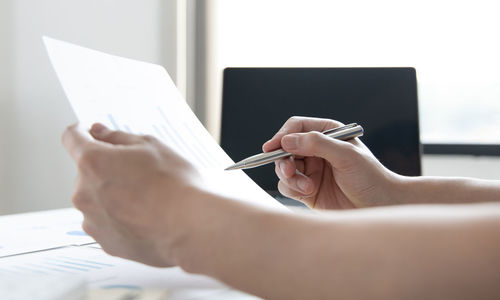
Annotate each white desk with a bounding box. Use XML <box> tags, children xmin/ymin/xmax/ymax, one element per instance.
<box><xmin>0</xmin><ymin>208</ymin><xmax>260</xmax><ymax>299</ymax></box>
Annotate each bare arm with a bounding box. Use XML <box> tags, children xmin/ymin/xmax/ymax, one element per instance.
<box><xmin>394</xmin><ymin>176</ymin><xmax>500</xmax><ymax>205</ymax></box>
<box><xmin>264</xmin><ymin>116</ymin><xmax>500</xmax><ymax>208</ymax></box>
<box><xmin>176</xmin><ymin>197</ymin><xmax>500</xmax><ymax>300</ymax></box>
<box><xmin>62</xmin><ymin>122</ymin><xmax>500</xmax><ymax>300</ymax></box>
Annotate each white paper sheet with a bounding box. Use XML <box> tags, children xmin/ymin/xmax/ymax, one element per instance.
<box><xmin>0</xmin><ymin>208</ymin><xmax>95</xmax><ymax>258</ymax></box>
<box><xmin>0</xmin><ymin>245</ymin><xmax>259</xmax><ymax>300</ymax></box>
<box><xmin>44</xmin><ymin>37</ymin><xmax>285</xmax><ymax>211</ymax></box>
<box><xmin>0</xmin><ymin>38</ymin><xmax>282</xmax><ymax>300</ymax></box>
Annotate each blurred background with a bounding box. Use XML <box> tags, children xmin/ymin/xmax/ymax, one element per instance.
<box><xmin>1</xmin><ymin>0</ymin><xmax>500</xmax><ymax>214</ymax></box>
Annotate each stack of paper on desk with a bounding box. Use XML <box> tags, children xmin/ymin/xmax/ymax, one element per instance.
<box><xmin>44</xmin><ymin>37</ymin><xmax>285</xmax><ymax>211</ymax></box>
<box><xmin>0</xmin><ymin>208</ymin><xmax>94</xmax><ymax>257</ymax></box>
<box><xmin>0</xmin><ymin>209</ymin><xmax>260</xmax><ymax>300</ymax></box>
<box><xmin>0</xmin><ymin>38</ymin><xmax>279</xmax><ymax>300</ymax></box>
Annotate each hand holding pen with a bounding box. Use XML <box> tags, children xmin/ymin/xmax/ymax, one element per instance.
<box><xmin>226</xmin><ymin>117</ymin><xmax>394</xmax><ymax>209</ymax></box>
<box><xmin>225</xmin><ymin>123</ymin><xmax>363</xmax><ymax>170</ymax></box>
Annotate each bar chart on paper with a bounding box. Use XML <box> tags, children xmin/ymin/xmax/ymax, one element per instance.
<box><xmin>0</xmin><ymin>248</ymin><xmax>113</xmax><ymax>276</ymax></box>
<box><xmin>44</xmin><ymin>36</ymin><xmax>229</xmax><ymax>170</ymax></box>
<box><xmin>0</xmin><ymin>245</ymin><xmax>229</xmax><ymax>293</ymax></box>
<box><xmin>0</xmin><ymin>208</ymin><xmax>240</xmax><ymax>299</ymax></box>
<box><xmin>44</xmin><ymin>36</ymin><xmax>286</xmax><ymax>211</ymax></box>
<box><xmin>105</xmin><ymin>106</ymin><xmax>223</xmax><ymax>169</ymax></box>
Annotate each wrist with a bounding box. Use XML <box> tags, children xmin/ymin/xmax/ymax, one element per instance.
<box><xmin>167</xmin><ymin>186</ymin><xmax>258</xmax><ymax>273</ymax></box>
<box><xmin>387</xmin><ymin>174</ymin><xmax>424</xmax><ymax>205</ymax></box>
<box><xmin>165</xmin><ymin>185</ymin><xmax>212</xmax><ymax>269</ymax></box>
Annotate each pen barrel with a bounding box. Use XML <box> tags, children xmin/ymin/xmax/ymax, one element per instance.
<box><xmin>239</xmin><ymin>149</ymin><xmax>290</xmax><ymax>169</ymax></box>
<box><xmin>233</xmin><ymin>124</ymin><xmax>363</xmax><ymax>170</ymax></box>
<box><xmin>325</xmin><ymin>124</ymin><xmax>364</xmax><ymax>140</ymax></box>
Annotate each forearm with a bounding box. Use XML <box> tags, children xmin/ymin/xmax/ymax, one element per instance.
<box><xmin>174</xmin><ymin>198</ymin><xmax>500</xmax><ymax>299</ymax></box>
<box><xmin>394</xmin><ymin>176</ymin><xmax>500</xmax><ymax>205</ymax></box>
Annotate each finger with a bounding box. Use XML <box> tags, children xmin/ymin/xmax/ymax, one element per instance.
<box><xmin>81</xmin><ymin>218</ymin><xmax>101</xmax><ymax>240</ymax></box>
<box><xmin>62</xmin><ymin>123</ymin><xmax>96</xmax><ymax>161</ymax></box>
<box><xmin>276</xmin><ymin>157</ymin><xmax>305</xmax><ymax>179</ymax></box>
<box><xmin>275</xmin><ymin>161</ymin><xmax>289</xmax><ymax>182</ymax></box>
<box><xmin>262</xmin><ymin>116</ymin><xmax>343</xmax><ymax>152</ymax></box>
<box><xmin>293</xmin><ymin>158</ymin><xmax>305</xmax><ymax>174</ymax></box>
<box><xmin>72</xmin><ymin>186</ymin><xmax>95</xmax><ymax>214</ymax></box>
<box><xmin>275</xmin><ymin>157</ymin><xmax>296</xmax><ymax>179</ymax></box>
<box><xmin>281</xmin><ymin>131</ymin><xmax>360</xmax><ymax>170</ymax></box>
<box><xmin>81</xmin><ymin>217</ymin><xmax>115</xmax><ymax>254</ymax></box>
<box><xmin>277</xmin><ymin>180</ymin><xmax>315</xmax><ymax>207</ymax></box>
<box><xmin>90</xmin><ymin>123</ymin><xmax>145</xmax><ymax>145</ymax></box>
<box><xmin>72</xmin><ymin>175</ymin><xmax>104</xmax><ymax>214</ymax></box>
<box><xmin>276</xmin><ymin>166</ymin><xmax>315</xmax><ymax>195</ymax></box>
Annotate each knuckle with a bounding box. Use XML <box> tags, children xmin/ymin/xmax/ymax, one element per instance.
<box><xmin>65</xmin><ymin>124</ymin><xmax>78</xmax><ymax>133</ymax></box>
<box><xmin>142</xmin><ymin>134</ymin><xmax>158</xmax><ymax>144</ymax></box>
<box><xmin>286</xmin><ymin>116</ymin><xmax>303</xmax><ymax>125</ymax></box>
<box><xmin>274</xmin><ymin>163</ymin><xmax>281</xmax><ymax>175</ymax></box>
<box><xmin>277</xmin><ymin>180</ymin><xmax>288</xmax><ymax>195</ymax></box>
<box><xmin>106</xmin><ymin>131</ymin><xmax>124</xmax><ymax>143</ymax></box>
<box><xmin>309</xmin><ymin>131</ymin><xmax>324</xmax><ymax>141</ymax></box>
<box><xmin>304</xmin><ymin>131</ymin><xmax>324</xmax><ymax>148</ymax></box>
<box><xmin>61</xmin><ymin>124</ymin><xmax>77</xmax><ymax>145</ymax></box>
<box><xmin>81</xmin><ymin>220</ymin><xmax>97</xmax><ymax>238</ymax></box>
<box><xmin>72</xmin><ymin>191</ymin><xmax>91</xmax><ymax>211</ymax></box>
<box><xmin>77</xmin><ymin>146</ymin><xmax>101</xmax><ymax>173</ymax></box>
<box><xmin>275</xmin><ymin>163</ymin><xmax>286</xmax><ymax>180</ymax></box>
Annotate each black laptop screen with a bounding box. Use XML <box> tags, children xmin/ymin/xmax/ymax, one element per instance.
<box><xmin>220</xmin><ymin>68</ymin><xmax>421</xmax><ymax>193</ymax></box>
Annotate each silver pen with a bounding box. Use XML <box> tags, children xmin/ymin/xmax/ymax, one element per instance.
<box><xmin>225</xmin><ymin>123</ymin><xmax>364</xmax><ymax>171</ymax></box>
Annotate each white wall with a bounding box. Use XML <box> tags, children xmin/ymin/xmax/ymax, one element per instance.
<box><xmin>422</xmin><ymin>155</ymin><xmax>500</xmax><ymax>180</ymax></box>
<box><xmin>0</xmin><ymin>0</ymin><xmax>176</xmax><ymax>214</ymax></box>
<box><xmin>1</xmin><ymin>1</ymin><xmax>498</xmax><ymax>215</ymax></box>
<box><xmin>0</xmin><ymin>0</ymin><xmax>14</xmax><ymax>213</ymax></box>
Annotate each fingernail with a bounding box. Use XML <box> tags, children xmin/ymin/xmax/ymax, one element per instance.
<box><xmin>297</xmin><ymin>177</ymin><xmax>310</xmax><ymax>193</ymax></box>
<box><xmin>279</xmin><ymin>161</ymin><xmax>287</xmax><ymax>175</ymax></box>
<box><xmin>282</xmin><ymin>134</ymin><xmax>299</xmax><ymax>150</ymax></box>
<box><xmin>90</xmin><ymin>123</ymin><xmax>106</xmax><ymax>137</ymax></box>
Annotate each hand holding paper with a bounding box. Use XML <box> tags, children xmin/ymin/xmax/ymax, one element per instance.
<box><xmin>44</xmin><ymin>37</ymin><xmax>284</xmax><ymax>211</ymax></box>
<box><xmin>62</xmin><ymin>122</ymin><xmax>212</xmax><ymax>267</ymax></box>
<box><xmin>45</xmin><ymin>37</ymin><xmax>286</xmax><ymax>267</ymax></box>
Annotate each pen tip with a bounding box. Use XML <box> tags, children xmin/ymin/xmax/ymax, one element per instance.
<box><xmin>224</xmin><ymin>164</ymin><xmax>242</xmax><ymax>171</ymax></box>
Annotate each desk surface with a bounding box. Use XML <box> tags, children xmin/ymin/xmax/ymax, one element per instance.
<box><xmin>0</xmin><ymin>208</ymin><xmax>261</xmax><ymax>299</ymax></box>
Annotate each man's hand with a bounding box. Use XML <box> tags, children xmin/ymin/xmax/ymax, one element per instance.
<box><xmin>263</xmin><ymin>116</ymin><xmax>402</xmax><ymax>209</ymax></box>
<box><xmin>62</xmin><ymin>123</ymin><xmax>205</xmax><ymax>267</ymax></box>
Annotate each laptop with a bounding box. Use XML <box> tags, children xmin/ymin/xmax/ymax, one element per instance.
<box><xmin>220</xmin><ymin>67</ymin><xmax>421</xmax><ymax>205</ymax></box>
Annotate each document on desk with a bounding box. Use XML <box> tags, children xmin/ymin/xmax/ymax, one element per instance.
<box><xmin>0</xmin><ymin>244</ymin><xmax>260</xmax><ymax>300</ymax></box>
<box><xmin>44</xmin><ymin>37</ymin><xmax>285</xmax><ymax>211</ymax></box>
<box><xmin>0</xmin><ymin>208</ymin><xmax>94</xmax><ymax>258</ymax></box>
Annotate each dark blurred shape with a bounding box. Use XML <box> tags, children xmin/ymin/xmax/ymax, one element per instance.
<box><xmin>221</xmin><ymin>68</ymin><xmax>421</xmax><ymax>193</ymax></box>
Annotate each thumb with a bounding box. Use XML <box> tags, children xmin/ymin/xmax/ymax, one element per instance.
<box><xmin>281</xmin><ymin>131</ymin><xmax>358</xmax><ymax>167</ymax></box>
<box><xmin>90</xmin><ymin>123</ymin><xmax>143</xmax><ymax>145</ymax></box>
